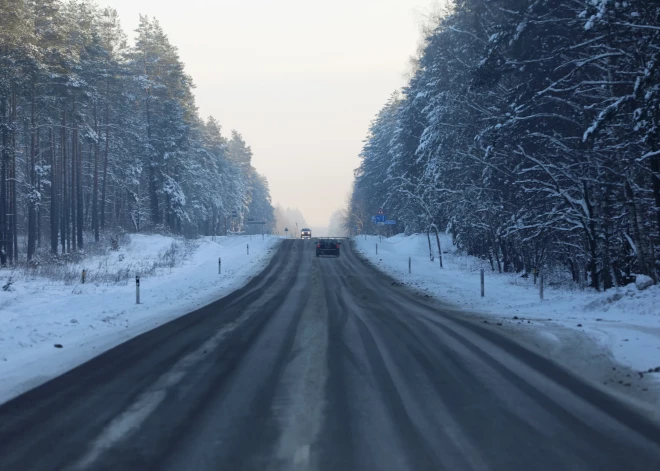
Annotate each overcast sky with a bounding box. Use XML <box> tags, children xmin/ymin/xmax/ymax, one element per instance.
<box><xmin>103</xmin><ymin>0</ymin><xmax>438</xmax><ymax>226</ymax></box>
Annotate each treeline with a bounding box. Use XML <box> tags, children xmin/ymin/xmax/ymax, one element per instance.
<box><xmin>348</xmin><ymin>0</ymin><xmax>659</xmax><ymax>290</ymax></box>
<box><xmin>0</xmin><ymin>0</ymin><xmax>275</xmax><ymax>265</ymax></box>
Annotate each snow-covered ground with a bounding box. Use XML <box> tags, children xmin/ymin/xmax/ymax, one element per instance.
<box><xmin>0</xmin><ymin>234</ymin><xmax>280</xmax><ymax>405</ymax></box>
<box><xmin>354</xmin><ymin>234</ymin><xmax>660</xmax><ymax>401</ymax></box>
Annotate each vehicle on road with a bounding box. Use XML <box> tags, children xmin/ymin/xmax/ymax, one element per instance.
<box><xmin>301</xmin><ymin>228</ymin><xmax>312</xmax><ymax>239</ymax></box>
<box><xmin>316</xmin><ymin>238</ymin><xmax>340</xmax><ymax>257</ymax></box>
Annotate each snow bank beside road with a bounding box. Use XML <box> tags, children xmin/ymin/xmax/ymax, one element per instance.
<box><xmin>354</xmin><ymin>234</ymin><xmax>660</xmax><ymax>395</ymax></box>
<box><xmin>0</xmin><ymin>234</ymin><xmax>280</xmax><ymax>405</ymax></box>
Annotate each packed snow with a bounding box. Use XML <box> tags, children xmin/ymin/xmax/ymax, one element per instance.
<box><xmin>354</xmin><ymin>233</ymin><xmax>660</xmax><ymax>397</ymax></box>
<box><xmin>0</xmin><ymin>234</ymin><xmax>280</xmax><ymax>405</ymax></box>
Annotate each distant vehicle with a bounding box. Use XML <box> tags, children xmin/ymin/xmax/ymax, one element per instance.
<box><xmin>301</xmin><ymin>228</ymin><xmax>312</xmax><ymax>239</ymax></box>
<box><xmin>316</xmin><ymin>238</ymin><xmax>341</xmax><ymax>257</ymax></box>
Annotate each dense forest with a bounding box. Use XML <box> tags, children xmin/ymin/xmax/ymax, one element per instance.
<box><xmin>348</xmin><ymin>0</ymin><xmax>659</xmax><ymax>290</ymax></box>
<box><xmin>0</xmin><ymin>0</ymin><xmax>275</xmax><ymax>265</ymax></box>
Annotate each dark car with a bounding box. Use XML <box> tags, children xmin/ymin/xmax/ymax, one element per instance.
<box><xmin>316</xmin><ymin>238</ymin><xmax>341</xmax><ymax>257</ymax></box>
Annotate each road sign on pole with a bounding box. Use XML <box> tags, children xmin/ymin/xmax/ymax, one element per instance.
<box><xmin>384</xmin><ymin>220</ymin><xmax>396</xmax><ymax>225</ymax></box>
<box><xmin>377</xmin><ymin>208</ymin><xmax>384</xmax><ymax>215</ymax></box>
<box><xmin>375</xmin><ymin>215</ymin><xmax>385</xmax><ymax>223</ymax></box>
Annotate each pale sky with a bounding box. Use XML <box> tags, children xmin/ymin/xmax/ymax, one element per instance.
<box><xmin>103</xmin><ymin>0</ymin><xmax>438</xmax><ymax>226</ymax></box>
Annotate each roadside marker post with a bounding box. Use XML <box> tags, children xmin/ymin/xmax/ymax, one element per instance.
<box><xmin>81</xmin><ymin>269</ymin><xmax>86</xmax><ymax>284</ymax></box>
<box><xmin>376</xmin><ymin>244</ymin><xmax>378</xmax><ymax>255</ymax></box>
<box><xmin>480</xmin><ymin>269</ymin><xmax>485</xmax><ymax>297</ymax></box>
<box><xmin>247</xmin><ymin>244</ymin><xmax>249</xmax><ymax>255</ymax></box>
<box><xmin>219</xmin><ymin>257</ymin><xmax>222</xmax><ymax>274</ymax></box>
<box><xmin>409</xmin><ymin>256</ymin><xmax>411</xmax><ymax>274</ymax></box>
<box><xmin>136</xmin><ymin>276</ymin><xmax>140</xmax><ymax>304</ymax></box>
<box><xmin>540</xmin><ymin>275</ymin><xmax>544</xmax><ymax>300</ymax></box>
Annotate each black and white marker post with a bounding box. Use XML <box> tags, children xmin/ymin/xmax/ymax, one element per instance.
<box><xmin>218</xmin><ymin>257</ymin><xmax>222</xmax><ymax>274</ymax></box>
<box><xmin>247</xmin><ymin>244</ymin><xmax>249</xmax><ymax>255</ymax></box>
<box><xmin>136</xmin><ymin>275</ymin><xmax>140</xmax><ymax>304</ymax></box>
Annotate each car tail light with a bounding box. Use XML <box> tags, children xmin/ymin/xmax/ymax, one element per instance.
<box><xmin>336</xmin><ymin>244</ymin><xmax>339</xmax><ymax>249</ymax></box>
<box><xmin>317</xmin><ymin>243</ymin><xmax>321</xmax><ymax>248</ymax></box>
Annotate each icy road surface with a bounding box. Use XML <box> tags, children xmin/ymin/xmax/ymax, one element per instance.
<box><xmin>0</xmin><ymin>240</ymin><xmax>659</xmax><ymax>470</ymax></box>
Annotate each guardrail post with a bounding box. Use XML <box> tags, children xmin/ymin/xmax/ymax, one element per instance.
<box><xmin>480</xmin><ymin>269</ymin><xmax>485</xmax><ymax>297</ymax></box>
<box><xmin>136</xmin><ymin>275</ymin><xmax>140</xmax><ymax>304</ymax></box>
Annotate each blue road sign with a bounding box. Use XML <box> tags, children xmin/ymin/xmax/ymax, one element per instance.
<box><xmin>375</xmin><ymin>215</ymin><xmax>386</xmax><ymax>223</ymax></box>
<box><xmin>384</xmin><ymin>220</ymin><xmax>396</xmax><ymax>225</ymax></box>
<box><xmin>371</xmin><ymin>216</ymin><xmax>377</xmax><ymax>223</ymax></box>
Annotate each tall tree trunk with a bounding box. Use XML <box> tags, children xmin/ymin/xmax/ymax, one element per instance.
<box><xmin>426</xmin><ymin>228</ymin><xmax>434</xmax><ymax>261</ymax></box>
<box><xmin>27</xmin><ymin>84</ymin><xmax>37</xmax><ymax>261</ymax></box>
<box><xmin>650</xmin><ymin>152</ymin><xmax>660</xmax><ymax>269</ymax></box>
<box><xmin>601</xmin><ymin>188</ymin><xmax>614</xmax><ymax>290</ymax></box>
<box><xmin>581</xmin><ymin>180</ymin><xmax>600</xmax><ymax>290</ymax></box>
<box><xmin>76</xmin><ymin>115</ymin><xmax>83</xmax><ymax>248</ymax></box>
<box><xmin>146</xmin><ymin>91</ymin><xmax>159</xmax><ymax>225</ymax></box>
<box><xmin>36</xmin><ymin>126</ymin><xmax>41</xmax><ymax>248</ymax></box>
<box><xmin>432</xmin><ymin>224</ymin><xmax>443</xmax><ymax>268</ymax></box>
<box><xmin>61</xmin><ymin>108</ymin><xmax>68</xmax><ymax>254</ymax></box>
<box><xmin>50</xmin><ymin>127</ymin><xmax>58</xmax><ymax>254</ymax></box>
<box><xmin>1</xmin><ymin>94</ymin><xmax>7</xmax><ymax>264</ymax></box>
<box><xmin>92</xmin><ymin>101</ymin><xmax>99</xmax><ymax>242</ymax></box>
<box><xmin>71</xmin><ymin>96</ymin><xmax>77</xmax><ymax>251</ymax></box>
<box><xmin>10</xmin><ymin>91</ymin><xmax>17</xmax><ymax>263</ymax></box>
<box><xmin>100</xmin><ymin>80</ymin><xmax>110</xmax><ymax>230</ymax></box>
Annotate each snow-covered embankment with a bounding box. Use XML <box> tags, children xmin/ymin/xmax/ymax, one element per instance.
<box><xmin>0</xmin><ymin>234</ymin><xmax>280</xmax><ymax>404</ymax></box>
<box><xmin>354</xmin><ymin>233</ymin><xmax>660</xmax><ymax>405</ymax></box>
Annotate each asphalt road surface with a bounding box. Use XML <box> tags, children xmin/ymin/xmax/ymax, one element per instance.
<box><xmin>1</xmin><ymin>239</ymin><xmax>659</xmax><ymax>471</ymax></box>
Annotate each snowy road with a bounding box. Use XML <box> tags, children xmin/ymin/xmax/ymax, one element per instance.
<box><xmin>0</xmin><ymin>240</ymin><xmax>659</xmax><ymax>470</ymax></box>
